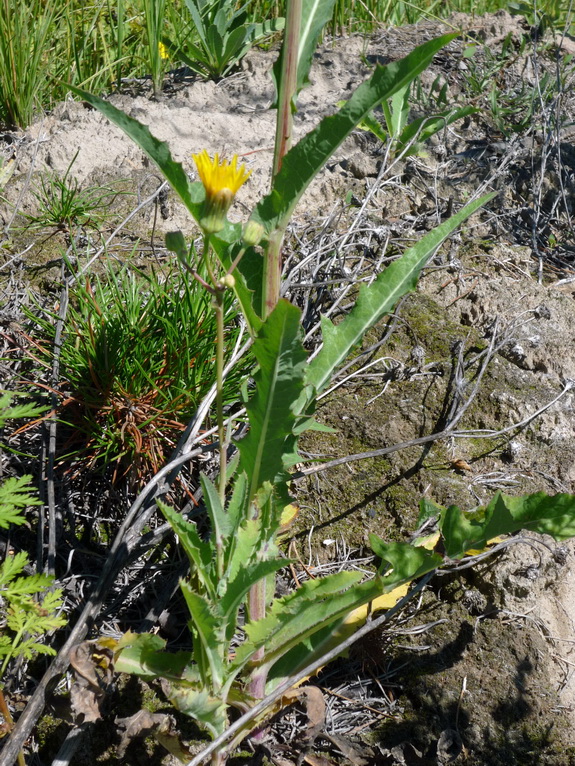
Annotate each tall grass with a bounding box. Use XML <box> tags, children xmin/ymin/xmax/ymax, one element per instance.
<box><xmin>142</xmin><ymin>0</ymin><xmax>168</xmax><ymax>93</ymax></box>
<box><xmin>0</xmin><ymin>0</ymin><xmax>60</xmax><ymax>127</ymax></box>
<box><xmin>0</xmin><ymin>0</ymin><xmax>571</xmax><ymax>128</ymax></box>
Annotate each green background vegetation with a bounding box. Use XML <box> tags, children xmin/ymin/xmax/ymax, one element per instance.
<box><xmin>0</xmin><ymin>0</ymin><xmax>569</xmax><ymax>128</ymax></box>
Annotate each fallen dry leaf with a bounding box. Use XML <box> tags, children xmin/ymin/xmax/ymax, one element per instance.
<box><xmin>282</xmin><ymin>686</ymin><xmax>326</xmax><ymax>742</ymax></box>
<box><xmin>69</xmin><ymin>642</ymin><xmax>114</xmax><ymax>723</ymax></box>
<box><xmin>116</xmin><ymin>709</ymin><xmax>193</xmax><ymax>762</ymax></box>
<box><xmin>303</xmin><ymin>755</ymin><xmax>336</xmax><ymax>766</ymax></box>
<box><xmin>449</xmin><ymin>458</ymin><xmax>473</xmax><ymax>473</ymax></box>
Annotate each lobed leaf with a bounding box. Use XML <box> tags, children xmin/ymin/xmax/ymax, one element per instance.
<box><xmin>0</xmin><ymin>476</ymin><xmax>42</xmax><ymax>529</ymax></box>
<box><xmin>231</xmin><ymin>572</ymin><xmax>385</xmax><ymax>676</ymax></box>
<box><xmin>236</xmin><ymin>300</ymin><xmax>307</xmax><ymax>502</ymax></box>
<box><xmin>369</xmin><ymin>537</ymin><xmax>444</xmax><ymax>584</ymax></box>
<box><xmin>163</xmin><ymin>682</ymin><xmax>228</xmax><ymax>738</ymax></box>
<box><xmin>442</xmin><ymin>491</ymin><xmax>575</xmax><ymax>558</ymax></box>
<box><xmin>0</xmin><ymin>551</ymin><xmax>29</xmax><ymax>586</ymax></box>
<box><xmin>180</xmin><ymin>581</ymin><xmax>225</xmax><ymax>688</ymax></box>
<box><xmin>113</xmin><ymin>632</ymin><xmax>193</xmax><ymax>681</ymax></box>
<box><xmin>158</xmin><ymin>500</ymin><xmax>216</xmax><ymax>598</ymax></box>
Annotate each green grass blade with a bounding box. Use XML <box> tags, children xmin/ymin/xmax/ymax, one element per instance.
<box><xmin>184</xmin><ymin>0</ymin><xmax>208</xmax><ymax>48</ymax></box>
<box><xmin>306</xmin><ymin>193</ymin><xmax>496</xmax><ymax>395</ymax></box>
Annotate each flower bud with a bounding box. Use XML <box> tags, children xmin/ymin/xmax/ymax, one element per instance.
<box><xmin>220</xmin><ymin>273</ymin><xmax>236</xmax><ymax>289</ymax></box>
<box><xmin>242</xmin><ymin>220</ymin><xmax>264</xmax><ymax>247</ymax></box>
<box><xmin>165</xmin><ymin>230</ymin><xmax>188</xmax><ymax>264</ymax></box>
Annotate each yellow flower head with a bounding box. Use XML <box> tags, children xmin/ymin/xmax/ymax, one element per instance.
<box><xmin>158</xmin><ymin>41</ymin><xmax>169</xmax><ymax>60</ymax></box>
<box><xmin>193</xmin><ymin>150</ymin><xmax>251</xmax><ymax>234</ymax></box>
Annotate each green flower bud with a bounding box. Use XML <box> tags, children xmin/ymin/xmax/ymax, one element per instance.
<box><xmin>220</xmin><ymin>274</ymin><xmax>236</xmax><ymax>289</ymax></box>
<box><xmin>242</xmin><ymin>220</ymin><xmax>264</xmax><ymax>247</ymax></box>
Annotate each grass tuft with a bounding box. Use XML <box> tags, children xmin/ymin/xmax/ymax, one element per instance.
<box><xmin>29</xmin><ymin>264</ymin><xmax>250</xmax><ymax>485</ymax></box>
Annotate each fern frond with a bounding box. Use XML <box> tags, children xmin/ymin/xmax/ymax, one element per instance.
<box><xmin>0</xmin><ymin>552</ymin><xmax>29</xmax><ymax>586</ymax></box>
<box><xmin>0</xmin><ymin>476</ymin><xmax>41</xmax><ymax>530</ymax></box>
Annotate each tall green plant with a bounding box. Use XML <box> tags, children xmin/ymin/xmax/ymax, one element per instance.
<box><xmin>142</xmin><ymin>0</ymin><xmax>167</xmax><ymax>92</ymax></box>
<box><xmin>63</xmin><ymin>14</ymin><xmax>546</xmax><ymax>764</ymax></box>
<box><xmin>0</xmin><ymin>0</ymin><xmax>60</xmax><ymax>127</ymax></box>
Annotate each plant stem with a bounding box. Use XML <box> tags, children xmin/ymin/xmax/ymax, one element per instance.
<box><xmin>214</xmin><ymin>286</ymin><xmax>226</xmax><ymax>510</ymax></box>
<box><xmin>264</xmin><ymin>0</ymin><xmax>302</xmax><ymax>318</ymax></box>
<box><xmin>202</xmin><ymin>234</ymin><xmax>227</xmax><ymax>514</ymax></box>
<box><xmin>271</xmin><ymin>0</ymin><xmax>302</xmax><ymax>181</ymax></box>
<box><xmin>0</xmin><ymin>688</ymin><xmax>25</xmax><ymax>766</ymax></box>
<box><xmin>246</xmin><ymin>0</ymin><xmax>304</xmax><ymax>723</ymax></box>
<box><xmin>247</xmin><ymin>577</ymin><xmax>267</xmax><ymax>699</ymax></box>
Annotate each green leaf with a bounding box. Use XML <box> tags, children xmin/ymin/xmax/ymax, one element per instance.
<box><xmin>0</xmin><ymin>395</ymin><xmax>47</xmax><ymax>426</ymax></box>
<box><xmin>180</xmin><ymin>581</ymin><xmax>225</xmax><ymax>688</ymax></box>
<box><xmin>385</xmin><ymin>83</ymin><xmax>410</xmax><ymax>138</ymax></box>
<box><xmin>219</xmin><ymin>558</ymin><xmax>286</xmax><ymax>628</ymax></box>
<box><xmin>254</xmin><ymin>34</ymin><xmax>457</xmax><ymax>234</ymax></box>
<box><xmin>65</xmin><ymin>84</ymin><xmax>204</xmax><ymax>221</ymax></box>
<box><xmin>306</xmin><ymin>193</ymin><xmax>495</xmax><ymax>395</ymax></box>
<box><xmin>220</xmin><ymin>26</ymin><xmax>250</xmax><ymax>72</ymax></box>
<box><xmin>158</xmin><ymin>500</ymin><xmax>215</xmax><ymax>598</ymax></box>
<box><xmin>0</xmin><ymin>636</ymin><xmax>14</xmax><ymax>657</ymax></box>
<box><xmin>184</xmin><ymin>0</ymin><xmax>208</xmax><ymax>47</ymax></box>
<box><xmin>396</xmin><ymin>106</ymin><xmax>477</xmax><ymax>157</ymax></box>
<box><xmin>250</xmin><ymin>17</ymin><xmax>285</xmax><ymax>40</ymax></box>
<box><xmin>441</xmin><ymin>492</ymin><xmax>575</xmax><ymax>558</ymax></box>
<box><xmin>357</xmin><ymin>110</ymin><xmax>388</xmax><ymax>142</ymax></box>
<box><xmin>163</xmin><ymin>681</ymin><xmax>228</xmax><ymax>738</ymax></box>
<box><xmin>232</xmin><ymin>572</ymin><xmax>384</xmax><ymax>675</ymax></box>
<box><xmin>369</xmin><ymin>537</ymin><xmax>444</xmax><ymax>584</ymax></box>
<box><xmin>211</xmin><ymin>239</ymin><xmax>263</xmax><ymax>335</ymax></box>
<box><xmin>62</xmin><ymin>88</ymin><xmax>261</xmax><ymax>331</ymax></box>
<box><xmin>200</xmin><ymin>474</ymin><xmax>233</xmax><ymax>550</ymax></box>
<box><xmin>0</xmin><ymin>475</ymin><xmax>42</xmax><ymax>529</ymax></box>
<box><xmin>265</xmin><ymin>621</ymin><xmax>339</xmax><ymax>688</ymax></box>
<box><xmin>225</xmin><ymin>471</ymin><xmax>249</xmax><ymax>536</ymax></box>
<box><xmin>113</xmin><ymin>633</ymin><xmax>193</xmax><ymax>681</ymax></box>
<box><xmin>165</xmin><ymin>40</ymin><xmax>211</xmax><ymax>75</ymax></box>
<box><xmin>236</xmin><ymin>299</ymin><xmax>307</xmax><ymax>501</ymax></box>
<box><xmin>0</xmin><ymin>552</ymin><xmax>28</xmax><ymax>586</ymax></box>
<box><xmin>7</xmin><ymin>636</ymin><xmax>57</xmax><ymax>660</ymax></box>
<box><xmin>223</xmin><ymin>516</ymin><xmax>261</xmax><ymax>587</ymax></box>
<box><xmin>4</xmin><ymin>569</ymin><xmax>53</xmax><ymax>596</ymax></box>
